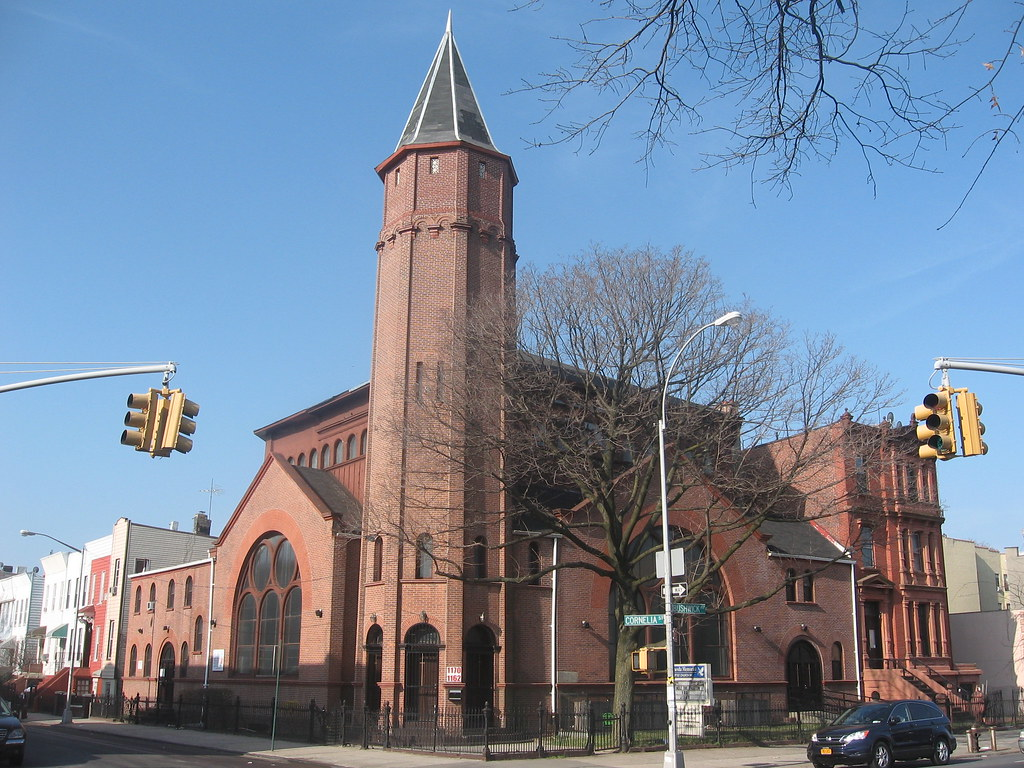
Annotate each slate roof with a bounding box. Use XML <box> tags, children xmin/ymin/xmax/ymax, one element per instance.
<box><xmin>758</xmin><ymin>518</ymin><xmax>846</xmax><ymax>561</ymax></box>
<box><xmin>292</xmin><ymin>465</ymin><xmax>362</xmax><ymax>534</ymax></box>
<box><xmin>396</xmin><ymin>13</ymin><xmax>497</xmax><ymax>152</ymax></box>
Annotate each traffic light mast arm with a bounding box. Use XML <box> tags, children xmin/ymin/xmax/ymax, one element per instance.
<box><xmin>0</xmin><ymin>362</ymin><xmax>177</xmax><ymax>394</ymax></box>
<box><xmin>935</xmin><ymin>358</ymin><xmax>1024</xmax><ymax>377</ymax></box>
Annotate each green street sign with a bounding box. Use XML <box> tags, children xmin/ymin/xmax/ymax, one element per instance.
<box><xmin>623</xmin><ymin>614</ymin><xmax>666</xmax><ymax>626</ymax></box>
<box><xmin>672</xmin><ymin>603</ymin><xmax>707</xmax><ymax>614</ymax></box>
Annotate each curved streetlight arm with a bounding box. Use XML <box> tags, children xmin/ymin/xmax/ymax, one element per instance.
<box><xmin>21</xmin><ymin>528</ymin><xmax>85</xmax><ymax>724</ymax></box>
<box><xmin>21</xmin><ymin>529</ymin><xmax>81</xmax><ymax>553</ymax></box>
<box><xmin>657</xmin><ymin>310</ymin><xmax>741</xmax><ymax>768</ymax></box>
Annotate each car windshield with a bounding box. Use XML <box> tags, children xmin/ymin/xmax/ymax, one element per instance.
<box><xmin>0</xmin><ymin>698</ymin><xmax>12</xmax><ymax>716</ymax></box>
<box><xmin>833</xmin><ymin>704</ymin><xmax>892</xmax><ymax>725</ymax></box>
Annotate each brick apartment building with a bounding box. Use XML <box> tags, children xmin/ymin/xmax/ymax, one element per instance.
<box><xmin>119</xmin><ymin>17</ymin><xmax>975</xmax><ymax>718</ymax></box>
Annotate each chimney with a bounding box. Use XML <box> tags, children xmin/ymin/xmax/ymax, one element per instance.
<box><xmin>193</xmin><ymin>512</ymin><xmax>211</xmax><ymax>536</ymax></box>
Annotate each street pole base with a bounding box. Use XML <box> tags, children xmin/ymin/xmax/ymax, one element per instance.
<box><xmin>61</xmin><ymin>706</ymin><xmax>73</xmax><ymax>725</ymax></box>
<box><xmin>663</xmin><ymin>749</ymin><xmax>685</xmax><ymax>768</ymax></box>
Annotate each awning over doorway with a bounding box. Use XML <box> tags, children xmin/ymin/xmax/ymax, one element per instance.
<box><xmin>47</xmin><ymin>624</ymin><xmax>68</xmax><ymax>639</ymax></box>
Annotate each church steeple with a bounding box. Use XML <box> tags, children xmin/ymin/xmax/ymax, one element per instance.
<box><xmin>395</xmin><ymin>12</ymin><xmax>498</xmax><ymax>153</ymax></box>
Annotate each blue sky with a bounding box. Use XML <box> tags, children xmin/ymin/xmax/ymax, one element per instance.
<box><xmin>3</xmin><ymin>1</ymin><xmax>1022</xmax><ymax>568</ymax></box>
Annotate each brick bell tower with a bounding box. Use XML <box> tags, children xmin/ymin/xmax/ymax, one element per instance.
<box><xmin>361</xmin><ymin>14</ymin><xmax>517</xmax><ymax>715</ymax></box>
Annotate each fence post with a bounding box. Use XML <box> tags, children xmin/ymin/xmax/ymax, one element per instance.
<box><xmin>308</xmin><ymin>698</ymin><xmax>316</xmax><ymax>743</ymax></box>
<box><xmin>620</xmin><ymin>702</ymin><xmax>628</xmax><ymax>752</ymax></box>
<box><xmin>233</xmin><ymin>696</ymin><xmax>241</xmax><ymax>733</ymax></box>
<box><xmin>133</xmin><ymin>693</ymin><xmax>140</xmax><ymax>725</ymax></box>
<box><xmin>361</xmin><ymin>706</ymin><xmax>369</xmax><ymax>749</ymax></box>
<box><xmin>384</xmin><ymin>701</ymin><xmax>392</xmax><ymax>749</ymax></box>
<box><xmin>176</xmin><ymin>694</ymin><xmax>183</xmax><ymax>728</ymax></box>
<box><xmin>431</xmin><ymin>704</ymin><xmax>439</xmax><ymax>753</ymax></box>
<box><xmin>482</xmin><ymin>702</ymin><xmax>491</xmax><ymax>761</ymax></box>
<box><xmin>536</xmin><ymin>703</ymin><xmax>546</xmax><ymax>756</ymax></box>
<box><xmin>585</xmin><ymin>701</ymin><xmax>595</xmax><ymax>754</ymax></box>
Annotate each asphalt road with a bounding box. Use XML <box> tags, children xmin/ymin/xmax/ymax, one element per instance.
<box><xmin>22</xmin><ymin>725</ymin><xmax>333</xmax><ymax>768</ymax></box>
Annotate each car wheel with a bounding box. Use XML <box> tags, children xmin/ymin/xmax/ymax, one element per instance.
<box><xmin>931</xmin><ymin>737</ymin><xmax>951</xmax><ymax>765</ymax></box>
<box><xmin>870</xmin><ymin>741</ymin><xmax>893</xmax><ymax>768</ymax></box>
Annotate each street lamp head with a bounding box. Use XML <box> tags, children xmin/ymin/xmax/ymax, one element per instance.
<box><xmin>20</xmin><ymin>530</ymin><xmax>34</xmax><ymax>537</ymax></box>
<box><xmin>713</xmin><ymin>311</ymin><xmax>742</xmax><ymax>328</ymax></box>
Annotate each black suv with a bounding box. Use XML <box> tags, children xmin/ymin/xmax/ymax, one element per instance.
<box><xmin>0</xmin><ymin>698</ymin><xmax>26</xmax><ymax>766</ymax></box>
<box><xmin>807</xmin><ymin>699</ymin><xmax>956</xmax><ymax>768</ymax></box>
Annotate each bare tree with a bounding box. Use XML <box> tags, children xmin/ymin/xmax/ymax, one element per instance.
<box><xmin>518</xmin><ymin>1</ymin><xmax>1024</xmax><ymax>197</ymax></box>
<box><xmin>383</xmin><ymin>245</ymin><xmax>896</xmax><ymax>717</ymax></box>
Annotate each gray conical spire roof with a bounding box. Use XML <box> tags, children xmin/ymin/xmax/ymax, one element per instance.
<box><xmin>396</xmin><ymin>13</ymin><xmax>498</xmax><ymax>152</ymax></box>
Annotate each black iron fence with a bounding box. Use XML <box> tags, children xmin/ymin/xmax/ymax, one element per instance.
<box><xmin>85</xmin><ymin>688</ymin><xmax>1024</xmax><ymax>760</ymax></box>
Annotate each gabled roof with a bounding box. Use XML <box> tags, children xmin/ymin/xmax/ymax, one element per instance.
<box><xmin>216</xmin><ymin>454</ymin><xmax>362</xmax><ymax>545</ymax></box>
<box><xmin>759</xmin><ymin>518</ymin><xmax>849</xmax><ymax>562</ymax></box>
<box><xmin>396</xmin><ymin>13</ymin><xmax>497</xmax><ymax>153</ymax></box>
<box><xmin>290</xmin><ymin>464</ymin><xmax>362</xmax><ymax>534</ymax></box>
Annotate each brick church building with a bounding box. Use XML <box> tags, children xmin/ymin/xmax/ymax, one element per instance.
<box><xmin>119</xmin><ymin>17</ymin><xmax>979</xmax><ymax>719</ymax></box>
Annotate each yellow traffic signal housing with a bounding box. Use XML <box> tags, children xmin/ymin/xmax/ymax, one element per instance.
<box><xmin>957</xmin><ymin>390</ymin><xmax>988</xmax><ymax>457</ymax></box>
<box><xmin>914</xmin><ymin>387</ymin><xmax>957</xmax><ymax>460</ymax></box>
<box><xmin>631</xmin><ymin>645</ymin><xmax>667</xmax><ymax>677</ymax></box>
<box><xmin>121</xmin><ymin>389</ymin><xmax>161</xmax><ymax>454</ymax></box>
<box><xmin>156</xmin><ymin>389</ymin><xmax>200</xmax><ymax>456</ymax></box>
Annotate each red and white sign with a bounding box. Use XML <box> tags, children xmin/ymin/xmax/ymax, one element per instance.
<box><xmin>445</xmin><ymin>666</ymin><xmax>462</xmax><ymax>683</ymax></box>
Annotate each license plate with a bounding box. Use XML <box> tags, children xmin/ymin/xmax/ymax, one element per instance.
<box><xmin>820</xmin><ymin>747</ymin><xmax>833</xmax><ymax>755</ymax></box>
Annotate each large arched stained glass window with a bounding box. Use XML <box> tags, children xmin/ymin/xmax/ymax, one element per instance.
<box><xmin>234</xmin><ymin>534</ymin><xmax>302</xmax><ymax>676</ymax></box>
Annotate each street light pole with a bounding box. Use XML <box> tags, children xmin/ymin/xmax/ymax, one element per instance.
<box><xmin>21</xmin><ymin>529</ymin><xmax>86</xmax><ymax>725</ymax></box>
<box><xmin>658</xmin><ymin>311</ymin><xmax>741</xmax><ymax>768</ymax></box>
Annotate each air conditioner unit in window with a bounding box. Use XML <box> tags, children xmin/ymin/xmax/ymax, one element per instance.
<box><xmin>109</xmin><ymin>586</ymin><xmax>118</xmax><ymax>596</ymax></box>
<box><xmin>146</xmin><ymin>601</ymin><xmax>156</xmax><ymax>612</ymax></box>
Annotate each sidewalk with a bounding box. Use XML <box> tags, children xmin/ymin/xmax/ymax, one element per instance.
<box><xmin>25</xmin><ymin>712</ymin><xmax>813</xmax><ymax>768</ymax></box>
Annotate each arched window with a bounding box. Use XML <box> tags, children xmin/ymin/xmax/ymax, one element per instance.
<box><xmin>347</xmin><ymin>435</ymin><xmax>358</xmax><ymax>460</ymax></box>
<box><xmin>148</xmin><ymin>583</ymin><xmax>156</xmax><ymax>610</ymax></box>
<box><xmin>360</xmin><ymin>429</ymin><xmax>368</xmax><ymax>455</ymax></box>
<box><xmin>404</xmin><ymin>623</ymin><xmax>440</xmax><ymax>718</ymax></box>
<box><xmin>143</xmin><ymin>644</ymin><xmax>153</xmax><ymax>677</ymax></box>
<box><xmin>831</xmin><ymin>642</ymin><xmax>844</xmax><ymax>680</ymax></box>
<box><xmin>129</xmin><ymin>645</ymin><xmax>138</xmax><ymax>677</ymax></box>
<box><xmin>334</xmin><ymin>439</ymin><xmax>344</xmax><ymax>464</ymax></box>
<box><xmin>802</xmin><ymin>570</ymin><xmax>814</xmax><ymax>602</ymax></box>
<box><xmin>297</xmin><ymin>453</ymin><xmax>306</xmax><ymax>467</ymax></box>
<box><xmin>322</xmin><ymin>443</ymin><xmax>332</xmax><ymax>467</ymax></box>
<box><xmin>416</xmin><ymin>534</ymin><xmax>434</xmax><ymax>579</ymax></box>
<box><xmin>184</xmin><ymin>576</ymin><xmax>193</xmax><ymax>608</ymax></box>
<box><xmin>194</xmin><ymin>616</ymin><xmax>204</xmax><ymax>653</ymax></box>
<box><xmin>134</xmin><ymin>586</ymin><xmax>142</xmax><ymax>614</ymax></box>
<box><xmin>233</xmin><ymin>534</ymin><xmax>302</xmax><ymax>676</ymax></box>
<box><xmin>471</xmin><ymin>537</ymin><xmax>487</xmax><ymax>579</ymax></box>
<box><xmin>167</xmin><ymin>579</ymin><xmax>176</xmax><ymax>609</ymax></box>
<box><xmin>365</xmin><ymin>625</ymin><xmax>383</xmax><ymax>711</ymax></box>
<box><xmin>180</xmin><ymin>642</ymin><xmax>189</xmax><ymax>677</ymax></box>
<box><xmin>785</xmin><ymin>569</ymin><xmax>797</xmax><ymax>602</ymax></box>
<box><xmin>310</xmin><ymin>448</ymin><xmax>319</xmax><ymax>469</ymax></box>
<box><xmin>372</xmin><ymin>536</ymin><xmax>383</xmax><ymax>582</ymax></box>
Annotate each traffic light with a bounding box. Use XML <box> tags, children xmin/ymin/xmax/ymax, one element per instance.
<box><xmin>958</xmin><ymin>390</ymin><xmax>988</xmax><ymax>456</ymax></box>
<box><xmin>121</xmin><ymin>389</ymin><xmax>161</xmax><ymax>454</ymax></box>
<box><xmin>914</xmin><ymin>386</ymin><xmax>957</xmax><ymax>460</ymax></box>
<box><xmin>155</xmin><ymin>389</ymin><xmax>200</xmax><ymax>456</ymax></box>
<box><xmin>631</xmin><ymin>645</ymin><xmax>667</xmax><ymax>677</ymax></box>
